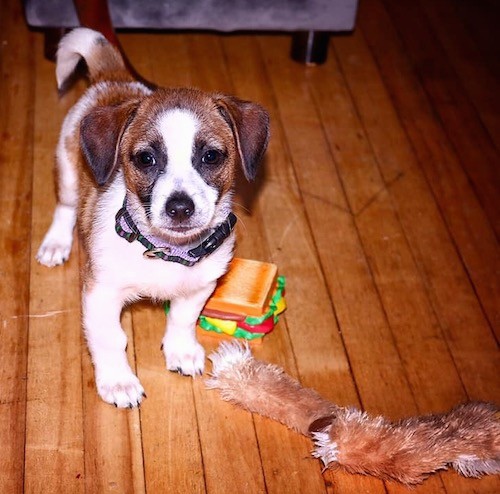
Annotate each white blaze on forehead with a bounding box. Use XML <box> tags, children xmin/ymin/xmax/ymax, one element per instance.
<box><xmin>149</xmin><ymin>107</ymin><xmax>220</xmax><ymax>232</ymax></box>
<box><xmin>157</xmin><ymin>109</ymin><xmax>199</xmax><ymax>174</ymax></box>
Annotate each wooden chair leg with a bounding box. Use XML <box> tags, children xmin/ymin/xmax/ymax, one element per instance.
<box><xmin>291</xmin><ymin>31</ymin><xmax>330</xmax><ymax>65</ymax></box>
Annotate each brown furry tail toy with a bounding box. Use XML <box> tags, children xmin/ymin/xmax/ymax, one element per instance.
<box><xmin>206</xmin><ymin>342</ymin><xmax>500</xmax><ymax>485</ymax></box>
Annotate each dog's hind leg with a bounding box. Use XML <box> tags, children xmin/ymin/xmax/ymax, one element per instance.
<box><xmin>37</xmin><ymin>112</ymin><xmax>79</xmax><ymax>267</ymax></box>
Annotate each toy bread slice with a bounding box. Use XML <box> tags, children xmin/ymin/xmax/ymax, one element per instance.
<box><xmin>203</xmin><ymin>258</ymin><xmax>278</xmax><ymax>317</ymax></box>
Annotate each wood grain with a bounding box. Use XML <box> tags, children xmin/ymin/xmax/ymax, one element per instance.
<box><xmin>24</xmin><ymin>40</ymin><xmax>84</xmax><ymax>494</ymax></box>
<box><xmin>0</xmin><ymin>1</ymin><xmax>34</xmax><ymax>493</ymax></box>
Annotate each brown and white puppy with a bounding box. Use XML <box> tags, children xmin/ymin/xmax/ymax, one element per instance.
<box><xmin>36</xmin><ymin>28</ymin><xmax>269</xmax><ymax>408</ymax></box>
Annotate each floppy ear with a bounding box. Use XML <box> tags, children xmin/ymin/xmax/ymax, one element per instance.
<box><xmin>80</xmin><ymin>101</ymin><xmax>138</xmax><ymax>186</ymax></box>
<box><xmin>216</xmin><ymin>96</ymin><xmax>270</xmax><ymax>181</ymax></box>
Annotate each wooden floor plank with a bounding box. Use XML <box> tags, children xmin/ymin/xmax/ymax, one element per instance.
<box><xmin>24</xmin><ymin>38</ymin><xmax>85</xmax><ymax>494</ymax></box>
<box><xmin>360</xmin><ymin>0</ymin><xmax>500</xmax><ymax>337</ymax></box>
<box><xmin>0</xmin><ymin>2</ymin><xmax>34</xmax><ymax>493</ymax></box>
<box><xmin>255</xmin><ymin>36</ymin><xmax>408</xmax><ymax>413</ymax></box>
<box><xmin>343</xmin><ymin>7</ymin><xmax>499</xmax><ymax>492</ymax></box>
<box><xmin>313</xmin><ymin>30</ymin><xmax>498</xmax><ymax>490</ymax></box>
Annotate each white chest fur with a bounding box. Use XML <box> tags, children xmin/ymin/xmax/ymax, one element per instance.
<box><xmin>89</xmin><ymin>175</ymin><xmax>235</xmax><ymax>304</ymax></box>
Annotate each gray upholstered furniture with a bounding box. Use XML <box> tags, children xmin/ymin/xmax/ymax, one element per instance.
<box><xmin>24</xmin><ymin>0</ymin><xmax>359</xmax><ymax>64</ymax></box>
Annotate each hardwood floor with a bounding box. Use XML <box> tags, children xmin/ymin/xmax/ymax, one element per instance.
<box><xmin>1</xmin><ymin>0</ymin><xmax>498</xmax><ymax>492</ymax></box>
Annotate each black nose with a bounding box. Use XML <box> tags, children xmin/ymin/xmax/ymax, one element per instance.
<box><xmin>165</xmin><ymin>193</ymin><xmax>195</xmax><ymax>222</ymax></box>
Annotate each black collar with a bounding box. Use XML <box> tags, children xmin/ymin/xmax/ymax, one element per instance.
<box><xmin>115</xmin><ymin>199</ymin><xmax>237</xmax><ymax>267</ymax></box>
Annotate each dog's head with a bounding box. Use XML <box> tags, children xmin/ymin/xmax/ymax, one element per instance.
<box><xmin>80</xmin><ymin>87</ymin><xmax>269</xmax><ymax>244</ymax></box>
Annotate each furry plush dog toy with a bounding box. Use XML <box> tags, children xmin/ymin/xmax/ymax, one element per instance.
<box><xmin>206</xmin><ymin>342</ymin><xmax>500</xmax><ymax>485</ymax></box>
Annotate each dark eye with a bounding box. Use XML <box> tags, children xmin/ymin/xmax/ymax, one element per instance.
<box><xmin>202</xmin><ymin>150</ymin><xmax>222</xmax><ymax>165</ymax></box>
<box><xmin>137</xmin><ymin>151</ymin><xmax>156</xmax><ymax>167</ymax></box>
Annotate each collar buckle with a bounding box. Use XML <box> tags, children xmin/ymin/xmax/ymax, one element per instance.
<box><xmin>143</xmin><ymin>247</ymin><xmax>172</xmax><ymax>259</ymax></box>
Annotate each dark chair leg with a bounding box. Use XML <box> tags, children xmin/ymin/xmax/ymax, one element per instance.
<box><xmin>43</xmin><ymin>28</ymin><xmax>69</xmax><ymax>61</ymax></box>
<box><xmin>291</xmin><ymin>31</ymin><xmax>330</xmax><ymax>65</ymax></box>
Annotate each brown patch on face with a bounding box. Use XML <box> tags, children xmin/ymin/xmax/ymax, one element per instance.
<box><xmin>118</xmin><ymin>120</ymin><xmax>167</xmax><ymax>207</ymax></box>
<box><xmin>192</xmin><ymin>108</ymin><xmax>238</xmax><ymax>198</ymax></box>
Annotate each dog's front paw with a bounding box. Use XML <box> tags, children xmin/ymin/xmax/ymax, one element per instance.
<box><xmin>96</xmin><ymin>371</ymin><xmax>146</xmax><ymax>408</ymax></box>
<box><xmin>36</xmin><ymin>238</ymin><xmax>72</xmax><ymax>267</ymax></box>
<box><xmin>163</xmin><ymin>339</ymin><xmax>205</xmax><ymax>377</ymax></box>
<box><xmin>36</xmin><ymin>205</ymin><xmax>76</xmax><ymax>267</ymax></box>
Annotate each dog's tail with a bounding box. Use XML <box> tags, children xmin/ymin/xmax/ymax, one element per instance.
<box><xmin>56</xmin><ymin>27</ymin><xmax>129</xmax><ymax>90</ymax></box>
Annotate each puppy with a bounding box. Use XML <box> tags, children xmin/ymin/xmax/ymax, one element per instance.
<box><xmin>36</xmin><ymin>28</ymin><xmax>269</xmax><ymax>408</ymax></box>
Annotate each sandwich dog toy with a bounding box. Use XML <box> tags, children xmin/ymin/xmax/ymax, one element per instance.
<box><xmin>166</xmin><ymin>258</ymin><xmax>286</xmax><ymax>343</ymax></box>
<box><xmin>36</xmin><ymin>28</ymin><xmax>270</xmax><ymax>408</ymax></box>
